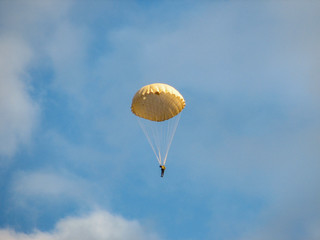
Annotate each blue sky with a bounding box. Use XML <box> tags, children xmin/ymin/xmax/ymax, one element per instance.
<box><xmin>0</xmin><ymin>0</ymin><xmax>320</xmax><ymax>239</ymax></box>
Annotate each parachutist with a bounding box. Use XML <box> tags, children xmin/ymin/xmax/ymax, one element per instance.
<box><xmin>160</xmin><ymin>165</ymin><xmax>166</xmax><ymax>177</ymax></box>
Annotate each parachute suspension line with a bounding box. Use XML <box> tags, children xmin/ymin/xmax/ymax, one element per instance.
<box><xmin>156</xmin><ymin>120</ymin><xmax>163</xmax><ymax>163</ymax></box>
<box><xmin>163</xmin><ymin>113</ymin><xmax>181</xmax><ymax>165</ymax></box>
<box><xmin>151</xmin><ymin>118</ymin><xmax>162</xmax><ymax>164</ymax></box>
<box><xmin>138</xmin><ymin>118</ymin><xmax>161</xmax><ymax>165</ymax></box>
<box><xmin>151</xmin><ymin>120</ymin><xmax>162</xmax><ymax>164</ymax></box>
<box><xmin>137</xmin><ymin>115</ymin><xmax>181</xmax><ymax>166</ymax></box>
<box><xmin>153</xmin><ymin>118</ymin><xmax>164</xmax><ymax>164</ymax></box>
<box><xmin>162</xmin><ymin>117</ymin><xmax>171</xmax><ymax>166</ymax></box>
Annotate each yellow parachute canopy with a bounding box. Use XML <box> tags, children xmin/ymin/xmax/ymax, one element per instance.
<box><xmin>131</xmin><ymin>83</ymin><xmax>186</xmax><ymax>122</ymax></box>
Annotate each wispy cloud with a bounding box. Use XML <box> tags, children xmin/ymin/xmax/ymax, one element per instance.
<box><xmin>0</xmin><ymin>0</ymin><xmax>71</xmax><ymax>158</ymax></box>
<box><xmin>11</xmin><ymin>170</ymin><xmax>91</xmax><ymax>202</ymax></box>
<box><xmin>0</xmin><ymin>36</ymin><xmax>38</xmax><ymax>158</ymax></box>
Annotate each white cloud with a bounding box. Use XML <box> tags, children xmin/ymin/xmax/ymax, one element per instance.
<box><xmin>0</xmin><ymin>0</ymin><xmax>72</xmax><ymax>158</ymax></box>
<box><xmin>0</xmin><ymin>0</ymin><xmax>71</xmax><ymax>40</ymax></box>
<box><xmin>0</xmin><ymin>210</ymin><xmax>160</xmax><ymax>240</ymax></box>
<box><xmin>0</xmin><ymin>36</ymin><xmax>38</xmax><ymax>157</ymax></box>
<box><xmin>11</xmin><ymin>170</ymin><xmax>95</xmax><ymax>206</ymax></box>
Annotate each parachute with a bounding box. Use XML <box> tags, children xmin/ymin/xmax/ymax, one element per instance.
<box><xmin>131</xmin><ymin>83</ymin><xmax>185</xmax><ymax>166</ymax></box>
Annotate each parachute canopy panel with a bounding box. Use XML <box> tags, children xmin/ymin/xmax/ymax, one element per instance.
<box><xmin>131</xmin><ymin>83</ymin><xmax>185</xmax><ymax>122</ymax></box>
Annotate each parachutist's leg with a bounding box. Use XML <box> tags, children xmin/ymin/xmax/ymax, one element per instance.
<box><xmin>161</xmin><ymin>169</ymin><xmax>165</xmax><ymax>177</ymax></box>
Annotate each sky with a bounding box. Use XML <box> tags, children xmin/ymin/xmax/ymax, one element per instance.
<box><xmin>0</xmin><ymin>0</ymin><xmax>320</xmax><ymax>239</ymax></box>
